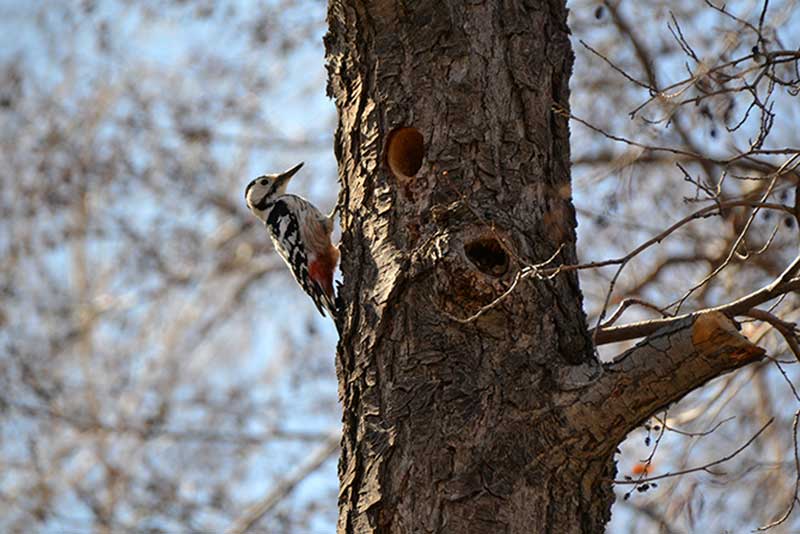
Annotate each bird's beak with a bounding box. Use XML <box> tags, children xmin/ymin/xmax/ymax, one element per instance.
<box><xmin>280</xmin><ymin>162</ymin><xmax>304</xmax><ymax>181</ymax></box>
<box><xmin>273</xmin><ymin>162</ymin><xmax>303</xmax><ymax>191</ymax></box>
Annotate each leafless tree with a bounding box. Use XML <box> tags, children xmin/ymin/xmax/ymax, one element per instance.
<box><xmin>2</xmin><ymin>0</ymin><xmax>800</xmax><ymax>532</ymax></box>
<box><xmin>1</xmin><ymin>2</ymin><xmax>339</xmax><ymax>532</ymax></box>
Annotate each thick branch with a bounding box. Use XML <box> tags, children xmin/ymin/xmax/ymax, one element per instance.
<box><xmin>572</xmin><ymin>311</ymin><xmax>765</xmax><ymax>442</ymax></box>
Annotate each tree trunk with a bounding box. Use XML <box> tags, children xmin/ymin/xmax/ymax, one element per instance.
<box><xmin>324</xmin><ymin>1</ymin><xmax>765</xmax><ymax>532</ymax></box>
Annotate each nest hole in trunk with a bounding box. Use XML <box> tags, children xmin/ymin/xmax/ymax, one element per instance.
<box><xmin>464</xmin><ymin>237</ymin><xmax>509</xmax><ymax>277</ymax></box>
<box><xmin>386</xmin><ymin>127</ymin><xmax>424</xmax><ymax>179</ymax></box>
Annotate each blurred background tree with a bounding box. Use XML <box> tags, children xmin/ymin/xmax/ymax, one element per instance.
<box><xmin>0</xmin><ymin>0</ymin><xmax>798</xmax><ymax>532</ymax></box>
<box><xmin>0</xmin><ymin>1</ymin><xmax>340</xmax><ymax>532</ymax></box>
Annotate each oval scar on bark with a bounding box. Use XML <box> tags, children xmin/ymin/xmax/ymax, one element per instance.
<box><xmin>386</xmin><ymin>127</ymin><xmax>424</xmax><ymax>179</ymax></box>
<box><xmin>691</xmin><ymin>311</ymin><xmax>764</xmax><ymax>361</ymax></box>
<box><xmin>464</xmin><ymin>237</ymin><xmax>509</xmax><ymax>277</ymax></box>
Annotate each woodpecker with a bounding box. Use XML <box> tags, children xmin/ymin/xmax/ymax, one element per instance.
<box><xmin>245</xmin><ymin>162</ymin><xmax>339</xmax><ymax>318</ymax></box>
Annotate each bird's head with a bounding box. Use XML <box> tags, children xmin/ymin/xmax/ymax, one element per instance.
<box><xmin>244</xmin><ymin>162</ymin><xmax>304</xmax><ymax>219</ymax></box>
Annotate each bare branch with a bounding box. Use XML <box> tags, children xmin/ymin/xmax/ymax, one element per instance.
<box><xmin>613</xmin><ymin>417</ymin><xmax>773</xmax><ymax>485</ymax></box>
<box><xmin>594</xmin><ymin>254</ymin><xmax>800</xmax><ymax>345</ymax></box>
<box><xmin>226</xmin><ymin>431</ymin><xmax>339</xmax><ymax>534</ymax></box>
<box><xmin>757</xmin><ymin>410</ymin><xmax>800</xmax><ymax>531</ymax></box>
<box><xmin>572</xmin><ymin>312</ymin><xmax>766</xmax><ymax>443</ymax></box>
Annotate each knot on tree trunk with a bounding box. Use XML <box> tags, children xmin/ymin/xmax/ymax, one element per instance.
<box><xmin>430</xmin><ymin>226</ymin><xmax>520</xmax><ymax>320</ymax></box>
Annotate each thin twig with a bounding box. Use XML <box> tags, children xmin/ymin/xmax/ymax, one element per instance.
<box><xmin>600</xmin><ymin>298</ymin><xmax>666</xmax><ymax>329</ymax></box>
<box><xmin>745</xmin><ymin>308</ymin><xmax>800</xmax><ymax>363</ymax></box>
<box><xmin>442</xmin><ymin>245</ymin><xmax>565</xmax><ymax>323</ymax></box>
<box><xmin>667</xmin><ymin>154</ymin><xmax>800</xmax><ymax>314</ymax></box>
<box><xmin>757</xmin><ymin>410</ymin><xmax>800</xmax><ymax>531</ymax></box>
<box><xmin>594</xmin><ymin>251</ymin><xmax>800</xmax><ymax>345</ymax></box>
<box><xmin>613</xmin><ymin>418</ymin><xmax>774</xmax><ymax>485</ymax></box>
<box><xmin>653</xmin><ymin>414</ymin><xmax>736</xmax><ymax>438</ymax></box>
<box><xmin>226</xmin><ymin>431</ymin><xmax>340</xmax><ymax>534</ymax></box>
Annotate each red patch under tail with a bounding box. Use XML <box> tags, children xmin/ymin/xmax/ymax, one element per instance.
<box><xmin>308</xmin><ymin>244</ymin><xmax>338</xmax><ymax>304</ymax></box>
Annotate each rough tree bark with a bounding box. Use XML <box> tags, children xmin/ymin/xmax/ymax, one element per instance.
<box><xmin>324</xmin><ymin>1</ymin><xmax>765</xmax><ymax>532</ymax></box>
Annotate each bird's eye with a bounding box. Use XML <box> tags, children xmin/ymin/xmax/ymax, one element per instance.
<box><xmin>260</xmin><ymin>180</ymin><xmax>268</xmax><ymax>185</ymax></box>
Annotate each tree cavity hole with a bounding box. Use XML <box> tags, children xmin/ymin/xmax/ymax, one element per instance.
<box><xmin>386</xmin><ymin>127</ymin><xmax>424</xmax><ymax>179</ymax></box>
<box><xmin>464</xmin><ymin>238</ymin><xmax>509</xmax><ymax>277</ymax></box>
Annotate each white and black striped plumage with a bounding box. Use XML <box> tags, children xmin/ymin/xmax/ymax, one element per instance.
<box><xmin>245</xmin><ymin>163</ymin><xmax>339</xmax><ymax>318</ymax></box>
